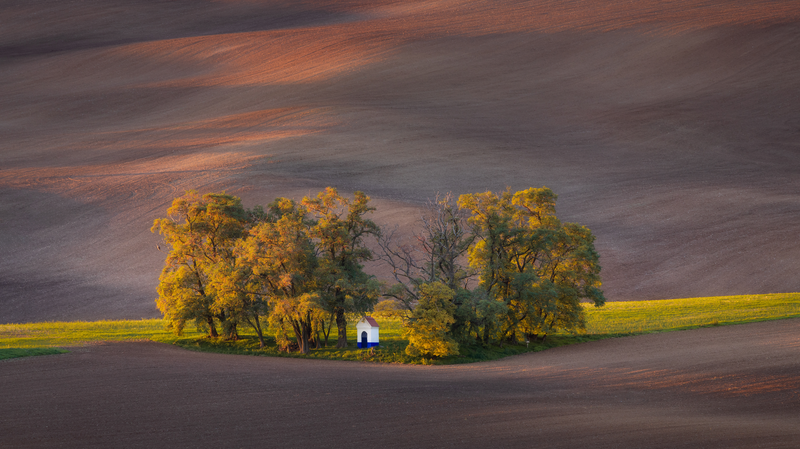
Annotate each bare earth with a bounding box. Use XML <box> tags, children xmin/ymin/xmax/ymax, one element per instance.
<box><xmin>1</xmin><ymin>2</ymin><xmax>800</xmax><ymax>446</ymax></box>
<box><xmin>1</xmin><ymin>319</ymin><xmax>799</xmax><ymax>448</ymax></box>
<box><xmin>1</xmin><ymin>0</ymin><xmax>800</xmax><ymax>322</ymax></box>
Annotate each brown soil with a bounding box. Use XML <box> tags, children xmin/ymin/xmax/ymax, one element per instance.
<box><xmin>1</xmin><ymin>1</ymin><xmax>800</xmax><ymax>322</ymax></box>
<box><xmin>3</xmin><ymin>3</ymin><xmax>799</xmax><ymax>445</ymax></box>
<box><xmin>2</xmin><ymin>319</ymin><xmax>798</xmax><ymax>448</ymax></box>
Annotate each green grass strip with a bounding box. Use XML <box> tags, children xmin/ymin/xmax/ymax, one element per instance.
<box><xmin>584</xmin><ymin>292</ymin><xmax>800</xmax><ymax>335</ymax></box>
<box><xmin>0</xmin><ymin>347</ymin><xmax>68</xmax><ymax>360</ymax></box>
<box><xmin>1</xmin><ymin>293</ymin><xmax>799</xmax><ymax>363</ymax></box>
<box><xmin>0</xmin><ymin>319</ymin><xmax>198</xmax><ymax>349</ymax></box>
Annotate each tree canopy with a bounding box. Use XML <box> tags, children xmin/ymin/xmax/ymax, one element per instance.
<box><xmin>152</xmin><ymin>189</ymin><xmax>380</xmax><ymax>354</ymax></box>
<box><xmin>458</xmin><ymin>187</ymin><xmax>605</xmax><ymax>343</ymax></box>
<box><xmin>403</xmin><ymin>282</ymin><xmax>459</xmax><ymax>358</ymax></box>
<box><xmin>379</xmin><ymin>187</ymin><xmax>605</xmax><ymax>355</ymax></box>
<box><xmin>151</xmin><ymin>191</ymin><xmax>249</xmax><ymax>339</ymax></box>
<box><xmin>302</xmin><ymin>188</ymin><xmax>381</xmax><ymax>348</ymax></box>
<box><xmin>153</xmin><ymin>186</ymin><xmax>605</xmax><ymax>356</ymax></box>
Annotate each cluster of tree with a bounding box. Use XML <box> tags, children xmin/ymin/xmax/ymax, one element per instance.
<box><xmin>153</xmin><ymin>186</ymin><xmax>605</xmax><ymax>358</ymax></box>
<box><xmin>151</xmin><ymin>188</ymin><xmax>379</xmax><ymax>354</ymax></box>
<box><xmin>377</xmin><ymin>188</ymin><xmax>605</xmax><ymax>358</ymax></box>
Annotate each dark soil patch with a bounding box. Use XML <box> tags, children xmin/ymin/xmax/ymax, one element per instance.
<box><xmin>1</xmin><ymin>320</ymin><xmax>798</xmax><ymax>447</ymax></box>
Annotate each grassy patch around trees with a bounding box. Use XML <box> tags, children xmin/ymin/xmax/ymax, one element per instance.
<box><xmin>2</xmin><ymin>293</ymin><xmax>799</xmax><ymax>363</ymax></box>
<box><xmin>0</xmin><ymin>348</ymin><xmax>68</xmax><ymax>360</ymax></box>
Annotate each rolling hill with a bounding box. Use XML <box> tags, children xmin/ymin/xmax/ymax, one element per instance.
<box><xmin>2</xmin><ymin>0</ymin><xmax>799</xmax><ymax>323</ymax></box>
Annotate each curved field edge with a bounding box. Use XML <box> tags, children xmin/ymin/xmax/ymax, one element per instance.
<box><xmin>2</xmin><ymin>293</ymin><xmax>799</xmax><ymax>363</ymax></box>
<box><xmin>0</xmin><ymin>348</ymin><xmax>68</xmax><ymax>361</ymax></box>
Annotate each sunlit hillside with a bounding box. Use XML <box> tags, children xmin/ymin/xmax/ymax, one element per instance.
<box><xmin>2</xmin><ymin>0</ymin><xmax>799</xmax><ymax>322</ymax></box>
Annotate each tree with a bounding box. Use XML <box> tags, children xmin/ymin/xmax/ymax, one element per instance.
<box><xmin>207</xmin><ymin>260</ymin><xmax>270</xmax><ymax>347</ymax></box>
<box><xmin>151</xmin><ymin>191</ymin><xmax>249</xmax><ymax>338</ymax></box>
<box><xmin>377</xmin><ymin>193</ymin><xmax>473</xmax><ymax>312</ymax></box>
<box><xmin>377</xmin><ymin>193</ymin><xmax>478</xmax><ymax>348</ymax></box>
<box><xmin>404</xmin><ymin>282</ymin><xmax>459</xmax><ymax>358</ymax></box>
<box><xmin>201</xmin><ymin>199</ymin><xmax>297</xmax><ymax>349</ymax></box>
<box><xmin>302</xmin><ymin>187</ymin><xmax>381</xmax><ymax>348</ymax></box>
<box><xmin>236</xmin><ymin>198</ymin><xmax>321</xmax><ymax>353</ymax></box>
<box><xmin>458</xmin><ymin>187</ymin><xmax>605</xmax><ymax>343</ymax></box>
<box><xmin>151</xmin><ymin>187</ymin><xmax>603</xmax><ymax>354</ymax></box>
<box><xmin>153</xmin><ymin>189</ymin><xmax>380</xmax><ymax>352</ymax></box>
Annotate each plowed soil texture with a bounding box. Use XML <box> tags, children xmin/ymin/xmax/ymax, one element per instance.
<box><xmin>2</xmin><ymin>319</ymin><xmax>799</xmax><ymax>448</ymax></box>
<box><xmin>3</xmin><ymin>0</ymin><xmax>800</xmax><ymax>323</ymax></box>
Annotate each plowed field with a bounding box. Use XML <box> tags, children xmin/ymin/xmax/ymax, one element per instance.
<box><xmin>2</xmin><ymin>0</ymin><xmax>800</xmax><ymax>322</ymax></box>
<box><xmin>3</xmin><ymin>2</ymin><xmax>799</xmax><ymax>446</ymax></box>
<box><xmin>2</xmin><ymin>319</ymin><xmax>798</xmax><ymax>447</ymax></box>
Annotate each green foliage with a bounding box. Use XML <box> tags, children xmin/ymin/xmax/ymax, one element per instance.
<box><xmin>302</xmin><ymin>187</ymin><xmax>381</xmax><ymax>348</ymax></box>
<box><xmin>152</xmin><ymin>188</ymin><xmax>380</xmax><ymax>353</ymax></box>
<box><xmin>373</xmin><ymin>298</ymin><xmax>407</xmax><ymax>319</ymax></box>
<box><xmin>144</xmin><ymin>188</ymin><xmax>798</xmax><ymax>363</ymax></box>
<box><xmin>458</xmin><ymin>187</ymin><xmax>605</xmax><ymax>343</ymax></box>
<box><xmin>378</xmin><ymin>188</ymin><xmax>605</xmax><ymax>350</ymax></box>
<box><xmin>234</xmin><ymin>198</ymin><xmax>320</xmax><ymax>352</ymax></box>
<box><xmin>151</xmin><ymin>191</ymin><xmax>249</xmax><ymax>338</ymax></box>
<box><xmin>404</xmin><ymin>282</ymin><xmax>460</xmax><ymax>358</ymax></box>
<box><xmin>456</xmin><ymin>287</ymin><xmax>507</xmax><ymax>344</ymax></box>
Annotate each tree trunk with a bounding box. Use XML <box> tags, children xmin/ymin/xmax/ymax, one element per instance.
<box><xmin>322</xmin><ymin>312</ymin><xmax>335</xmax><ymax>347</ymax></box>
<box><xmin>207</xmin><ymin>316</ymin><xmax>219</xmax><ymax>338</ymax></box>
<box><xmin>252</xmin><ymin>315</ymin><xmax>266</xmax><ymax>349</ymax></box>
<box><xmin>505</xmin><ymin>329</ymin><xmax>517</xmax><ymax>345</ymax></box>
<box><xmin>299</xmin><ymin>325</ymin><xmax>310</xmax><ymax>354</ymax></box>
<box><xmin>224</xmin><ymin>321</ymin><xmax>239</xmax><ymax>341</ymax></box>
<box><xmin>482</xmin><ymin>320</ymin><xmax>491</xmax><ymax>344</ymax></box>
<box><xmin>335</xmin><ymin>308</ymin><xmax>348</xmax><ymax>348</ymax></box>
<box><xmin>290</xmin><ymin>319</ymin><xmax>310</xmax><ymax>354</ymax></box>
<box><xmin>257</xmin><ymin>333</ymin><xmax>265</xmax><ymax>349</ymax></box>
